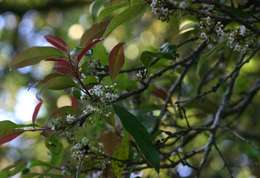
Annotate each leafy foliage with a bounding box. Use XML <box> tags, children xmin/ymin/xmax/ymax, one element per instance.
<box><xmin>0</xmin><ymin>0</ymin><xmax>260</xmax><ymax>178</ymax></box>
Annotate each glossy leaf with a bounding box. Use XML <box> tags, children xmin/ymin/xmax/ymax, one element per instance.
<box><xmin>10</xmin><ymin>47</ymin><xmax>64</xmax><ymax>68</ymax></box>
<box><xmin>39</xmin><ymin>73</ymin><xmax>76</xmax><ymax>90</ymax></box>
<box><xmin>44</xmin><ymin>35</ymin><xmax>68</xmax><ymax>52</ymax></box>
<box><xmin>113</xmin><ymin>105</ymin><xmax>160</xmax><ymax>172</ymax></box>
<box><xmin>104</xmin><ymin>2</ymin><xmax>146</xmax><ymax>36</ymax></box>
<box><xmin>109</xmin><ymin>42</ymin><xmax>125</xmax><ymax>80</ymax></box>
<box><xmin>80</xmin><ymin>19</ymin><xmax>110</xmax><ymax>47</ymax></box>
<box><xmin>32</xmin><ymin>99</ymin><xmax>43</xmax><ymax>125</ymax></box>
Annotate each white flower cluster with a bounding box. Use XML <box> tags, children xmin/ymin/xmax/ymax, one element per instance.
<box><xmin>83</xmin><ymin>104</ymin><xmax>96</xmax><ymax>115</ymax></box>
<box><xmin>65</xmin><ymin>114</ymin><xmax>76</xmax><ymax>124</ymax></box>
<box><xmin>88</xmin><ymin>84</ymin><xmax>118</xmax><ymax>103</ymax></box>
<box><xmin>136</xmin><ymin>68</ymin><xmax>148</xmax><ymax>80</ymax></box>
<box><xmin>151</xmin><ymin>0</ymin><xmax>172</xmax><ymax>21</ymax></box>
<box><xmin>71</xmin><ymin>137</ymin><xmax>104</xmax><ymax>160</ymax></box>
<box><xmin>71</xmin><ymin>137</ymin><xmax>89</xmax><ymax>160</ymax></box>
<box><xmin>47</xmin><ymin>118</ymin><xmax>61</xmax><ymax>130</ymax></box>
<box><xmin>199</xmin><ymin>17</ymin><xmax>250</xmax><ymax>53</ymax></box>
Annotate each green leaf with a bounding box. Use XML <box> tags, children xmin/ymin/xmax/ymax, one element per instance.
<box><xmin>98</xmin><ymin>1</ymin><xmax>128</xmax><ymax>21</ymax></box>
<box><xmin>113</xmin><ymin>105</ymin><xmax>160</xmax><ymax>172</ymax></box>
<box><xmin>90</xmin><ymin>0</ymin><xmax>105</xmax><ymax>20</ymax></box>
<box><xmin>10</xmin><ymin>47</ymin><xmax>65</xmax><ymax>68</ymax></box>
<box><xmin>45</xmin><ymin>136</ymin><xmax>63</xmax><ymax>166</ymax></box>
<box><xmin>38</xmin><ymin>73</ymin><xmax>76</xmax><ymax>90</ymax></box>
<box><xmin>2</xmin><ymin>161</ymin><xmax>26</xmax><ymax>177</ymax></box>
<box><xmin>109</xmin><ymin>43</ymin><xmax>125</xmax><ymax>80</ymax></box>
<box><xmin>140</xmin><ymin>51</ymin><xmax>156</xmax><ymax>67</ymax></box>
<box><xmin>104</xmin><ymin>1</ymin><xmax>146</xmax><ymax>36</ymax></box>
<box><xmin>112</xmin><ymin>131</ymin><xmax>129</xmax><ymax>178</ymax></box>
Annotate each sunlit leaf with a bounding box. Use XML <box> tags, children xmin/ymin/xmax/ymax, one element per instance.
<box><xmin>109</xmin><ymin>42</ymin><xmax>125</xmax><ymax>80</ymax></box>
<box><xmin>10</xmin><ymin>47</ymin><xmax>65</xmax><ymax>68</ymax></box>
<box><xmin>113</xmin><ymin>105</ymin><xmax>160</xmax><ymax>172</ymax></box>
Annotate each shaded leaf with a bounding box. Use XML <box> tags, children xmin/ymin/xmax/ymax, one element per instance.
<box><xmin>109</xmin><ymin>42</ymin><xmax>125</xmax><ymax>80</ymax></box>
<box><xmin>45</xmin><ymin>35</ymin><xmax>68</xmax><ymax>52</ymax></box>
<box><xmin>104</xmin><ymin>2</ymin><xmax>146</xmax><ymax>36</ymax></box>
<box><xmin>100</xmin><ymin>131</ymin><xmax>121</xmax><ymax>155</ymax></box>
<box><xmin>45</xmin><ymin>136</ymin><xmax>63</xmax><ymax>166</ymax></box>
<box><xmin>10</xmin><ymin>47</ymin><xmax>64</xmax><ymax>68</ymax></box>
<box><xmin>80</xmin><ymin>19</ymin><xmax>110</xmax><ymax>47</ymax></box>
<box><xmin>39</xmin><ymin>73</ymin><xmax>76</xmax><ymax>90</ymax></box>
<box><xmin>112</xmin><ymin>131</ymin><xmax>129</xmax><ymax>178</ymax></box>
<box><xmin>113</xmin><ymin>105</ymin><xmax>160</xmax><ymax>172</ymax></box>
<box><xmin>152</xmin><ymin>87</ymin><xmax>167</xmax><ymax>100</ymax></box>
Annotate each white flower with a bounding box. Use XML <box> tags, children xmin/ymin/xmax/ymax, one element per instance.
<box><xmin>65</xmin><ymin>114</ymin><xmax>76</xmax><ymax>124</ymax></box>
<box><xmin>234</xmin><ymin>44</ymin><xmax>241</xmax><ymax>51</ymax></box>
<box><xmin>81</xmin><ymin>137</ymin><xmax>89</xmax><ymax>145</ymax></box>
<box><xmin>88</xmin><ymin>84</ymin><xmax>104</xmax><ymax>97</ymax></box>
<box><xmin>179</xmin><ymin>1</ymin><xmax>188</xmax><ymax>9</ymax></box>
<box><xmin>239</xmin><ymin>25</ymin><xmax>246</xmax><ymax>36</ymax></box>
<box><xmin>200</xmin><ymin>32</ymin><xmax>208</xmax><ymax>40</ymax></box>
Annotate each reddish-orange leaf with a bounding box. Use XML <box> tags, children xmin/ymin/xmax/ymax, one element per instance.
<box><xmin>109</xmin><ymin>42</ymin><xmax>125</xmax><ymax>80</ymax></box>
<box><xmin>70</xmin><ymin>96</ymin><xmax>78</xmax><ymax>110</ymax></box>
<box><xmin>152</xmin><ymin>87</ymin><xmax>167</xmax><ymax>100</ymax></box>
<box><xmin>80</xmin><ymin>19</ymin><xmax>110</xmax><ymax>47</ymax></box>
<box><xmin>77</xmin><ymin>38</ymin><xmax>103</xmax><ymax>62</ymax></box>
<box><xmin>0</xmin><ymin>131</ymin><xmax>24</xmax><ymax>146</ymax></box>
<box><xmin>32</xmin><ymin>99</ymin><xmax>43</xmax><ymax>125</ymax></box>
<box><xmin>46</xmin><ymin>58</ymin><xmax>75</xmax><ymax>76</ymax></box>
<box><xmin>45</xmin><ymin>35</ymin><xmax>68</xmax><ymax>52</ymax></box>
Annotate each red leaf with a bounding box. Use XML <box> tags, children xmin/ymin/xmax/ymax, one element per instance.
<box><xmin>32</xmin><ymin>99</ymin><xmax>43</xmax><ymax>125</ymax></box>
<box><xmin>108</xmin><ymin>42</ymin><xmax>125</xmax><ymax>80</ymax></box>
<box><xmin>152</xmin><ymin>87</ymin><xmax>167</xmax><ymax>100</ymax></box>
<box><xmin>80</xmin><ymin>19</ymin><xmax>110</xmax><ymax>47</ymax></box>
<box><xmin>54</xmin><ymin>60</ymin><xmax>75</xmax><ymax>75</ymax></box>
<box><xmin>46</xmin><ymin>58</ymin><xmax>75</xmax><ymax>76</ymax></box>
<box><xmin>77</xmin><ymin>38</ymin><xmax>103</xmax><ymax>62</ymax></box>
<box><xmin>45</xmin><ymin>35</ymin><xmax>69</xmax><ymax>52</ymax></box>
<box><xmin>0</xmin><ymin>131</ymin><xmax>23</xmax><ymax>145</ymax></box>
<box><xmin>70</xmin><ymin>96</ymin><xmax>78</xmax><ymax>110</ymax></box>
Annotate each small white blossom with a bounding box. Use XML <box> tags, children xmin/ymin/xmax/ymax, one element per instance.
<box><xmin>65</xmin><ymin>114</ymin><xmax>76</xmax><ymax>124</ymax></box>
<box><xmin>239</xmin><ymin>25</ymin><xmax>246</xmax><ymax>36</ymax></box>
<box><xmin>200</xmin><ymin>32</ymin><xmax>208</xmax><ymax>40</ymax></box>
<box><xmin>179</xmin><ymin>1</ymin><xmax>188</xmax><ymax>9</ymax></box>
